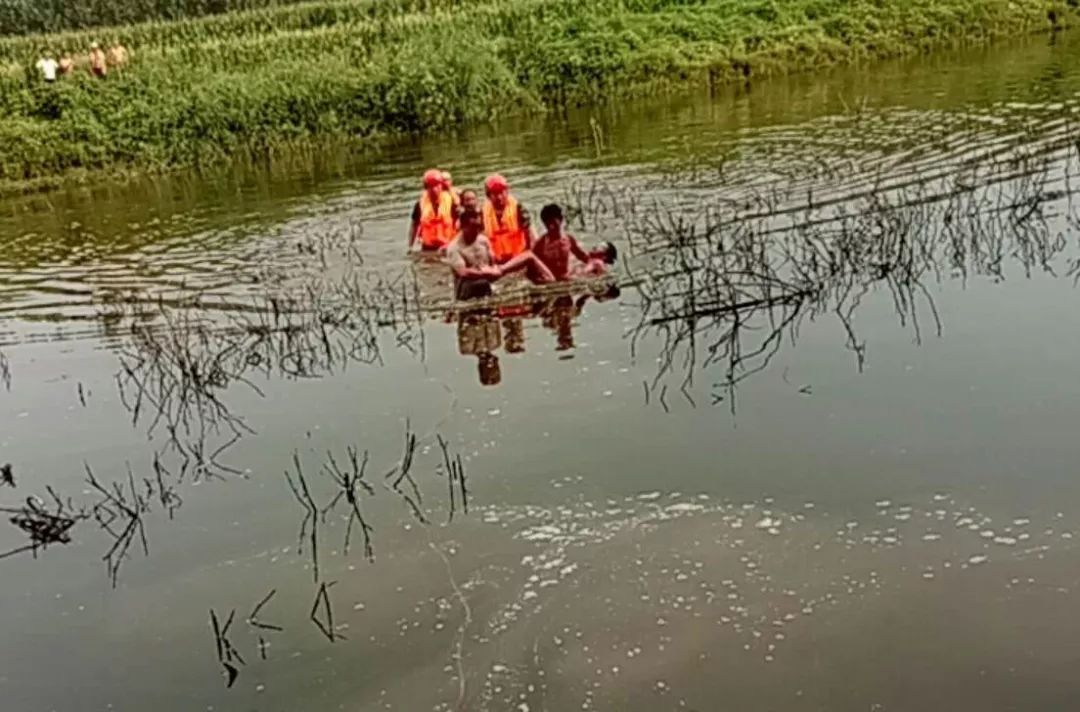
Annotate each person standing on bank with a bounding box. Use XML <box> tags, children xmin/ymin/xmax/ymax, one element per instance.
<box><xmin>482</xmin><ymin>174</ymin><xmax>533</xmax><ymax>264</ymax></box>
<box><xmin>88</xmin><ymin>42</ymin><xmax>107</xmax><ymax>77</ymax></box>
<box><xmin>58</xmin><ymin>51</ymin><xmax>75</xmax><ymax>77</ymax></box>
<box><xmin>35</xmin><ymin>51</ymin><xmax>59</xmax><ymax>83</ymax></box>
<box><xmin>108</xmin><ymin>41</ymin><xmax>129</xmax><ymax>70</ymax></box>
<box><xmin>408</xmin><ymin>168</ymin><xmax>458</xmax><ymax>252</ymax></box>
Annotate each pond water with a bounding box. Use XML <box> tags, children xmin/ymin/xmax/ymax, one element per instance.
<box><xmin>4</xmin><ymin>32</ymin><xmax>1080</xmax><ymax>712</ymax></box>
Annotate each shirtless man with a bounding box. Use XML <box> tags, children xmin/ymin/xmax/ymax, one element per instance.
<box><xmin>108</xmin><ymin>41</ymin><xmax>129</xmax><ymax>69</ymax></box>
<box><xmin>58</xmin><ymin>52</ymin><xmax>76</xmax><ymax>76</ymax></box>
<box><xmin>445</xmin><ymin>207</ymin><xmax>554</xmax><ymax>300</ymax></box>
<box><xmin>532</xmin><ymin>203</ymin><xmax>616</xmax><ymax>281</ymax></box>
<box><xmin>88</xmin><ymin>42</ymin><xmax>107</xmax><ymax>77</ymax></box>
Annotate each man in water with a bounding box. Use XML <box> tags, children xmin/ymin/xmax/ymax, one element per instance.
<box><xmin>533</xmin><ymin>203</ymin><xmax>616</xmax><ymax>280</ymax></box>
<box><xmin>408</xmin><ymin>168</ymin><xmax>457</xmax><ymax>252</ymax></box>
<box><xmin>35</xmin><ymin>51</ymin><xmax>59</xmax><ymax>83</ymax></box>
<box><xmin>459</xmin><ymin>188</ymin><xmax>479</xmax><ymax>213</ymax></box>
<box><xmin>483</xmin><ymin>174</ymin><xmax>533</xmax><ymax>263</ymax></box>
<box><xmin>445</xmin><ymin>207</ymin><xmax>553</xmax><ymax>300</ymax></box>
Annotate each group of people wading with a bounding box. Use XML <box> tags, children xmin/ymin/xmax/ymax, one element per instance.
<box><xmin>408</xmin><ymin>169</ymin><xmax>615</xmax><ymax>301</ymax></box>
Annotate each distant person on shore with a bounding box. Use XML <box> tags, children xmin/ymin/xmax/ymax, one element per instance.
<box><xmin>445</xmin><ymin>207</ymin><xmax>553</xmax><ymax>300</ymax></box>
<box><xmin>88</xmin><ymin>42</ymin><xmax>107</xmax><ymax>77</ymax></box>
<box><xmin>35</xmin><ymin>52</ymin><xmax>58</xmax><ymax>83</ymax></box>
<box><xmin>58</xmin><ymin>52</ymin><xmax>76</xmax><ymax>77</ymax></box>
<box><xmin>533</xmin><ymin>203</ymin><xmax>616</xmax><ymax>281</ymax></box>
<box><xmin>108</xmin><ymin>41</ymin><xmax>129</xmax><ymax>69</ymax></box>
<box><xmin>409</xmin><ymin>168</ymin><xmax>457</xmax><ymax>252</ymax></box>
<box><xmin>483</xmin><ymin>174</ymin><xmax>533</xmax><ymax>263</ymax></box>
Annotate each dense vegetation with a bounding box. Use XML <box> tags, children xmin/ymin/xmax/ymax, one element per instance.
<box><xmin>0</xmin><ymin>0</ymin><xmax>310</xmax><ymax>37</ymax></box>
<box><xmin>0</xmin><ymin>0</ymin><xmax>1076</xmax><ymax>190</ymax></box>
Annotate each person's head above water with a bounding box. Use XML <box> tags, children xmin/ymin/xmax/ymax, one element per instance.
<box><xmin>540</xmin><ymin>203</ymin><xmax>564</xmax><ymax>234</ymax></box>
<box><xmin>441</xmin><ymin>170</ymin><xmax>453</xmax><ymax>189</ymax></box>
<box><xmin>422</xmin><ymin>168</ymin><xmax>443</xmax><ymax>197</ymax></box>
<box><xmin>459</xmin><ymin>207</ymin><xmax>482</xmax><ymax>242</ymax></box>
<box><xmin>484</xmin><ymin>174</ymin><xmax>510</xmax><ymax>210</ymax></box>
<box><xmin>460</xmin><ymin>189</ymin><xmax>478</xmax><ymax>211</ymax></box>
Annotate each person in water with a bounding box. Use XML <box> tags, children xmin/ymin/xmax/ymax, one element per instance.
<box><xmin>483</xmin><ymin>174</ymin><xmax>533</xmax><ymax>263</ymax></box>
<box><xmin>409</xmin><ymin>168</ymin><xmax>458</xmax><ymax>251</ymax></box>
<box><xmin>533</xmin><ymin>203</ymin><xmax>617</xmax><ymax>280</ymax></box>
<box><xmin>459</xmin><ymin>188</ymin><xmax>479</xmax><ymax>213</ymax></box>
<box><xmin>445</xmin><ymin>207</ymin><xmax>553</xmax><ymax>300</ymax></box>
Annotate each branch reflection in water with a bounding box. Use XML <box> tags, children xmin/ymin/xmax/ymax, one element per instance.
<box><xmin>555</xmin><ymin>105</ymin><xmax>1080</xmax><ymax>410</ymax></box>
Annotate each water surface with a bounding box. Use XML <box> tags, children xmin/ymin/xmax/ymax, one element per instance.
<box><xmin>3</xmin><ymin>33</ymin><xmax>1080</xmax><ymax>712</ymax></box>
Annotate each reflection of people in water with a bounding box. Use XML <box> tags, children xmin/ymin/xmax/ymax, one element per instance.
<box><xmin>541</xmin><ymin>295</ymin><xmax>578</xmax><ymax>351</ymax></box>
<box><xmin>537</xmin><ymin>284</ymin><xmax>622</xmax><ymax>353</ymax></box>
<box><xmin>457</xmin><ymin>311</ymin><xmax>502</xmax><ymax>386</ymax></box>
<box><xmin>502</xmin><ymin>317</ymin><xmax>525</xmax><ymax>354</ymax></box>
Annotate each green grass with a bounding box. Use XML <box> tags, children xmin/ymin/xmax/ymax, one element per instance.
<box><xmin>0</xmin><ymin>0</ymin><xmax>1077</xmax><ymax>190</ymax></box>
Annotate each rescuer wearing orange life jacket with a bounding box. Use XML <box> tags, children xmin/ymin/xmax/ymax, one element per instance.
<box><xmin>408</xmin><ymin>169</ymin><xmax>458</xmax><ymax>251</ymax></box>
<box><xmin>482</xmin><ymin>174</ymin><xmax>533</xmax><ymax>263</ymax></box>
<box><xmin>441</xmin><ymin>170</ymin><xmax>461</xmax><ymax>210</ymax></box>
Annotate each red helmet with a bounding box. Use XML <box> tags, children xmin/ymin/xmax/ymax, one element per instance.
<box><xmin>484</xmin><ymin>174</ymin><xmax>509</xmax><ymax>194</ymax></box>
<box><xmin>422</xmin><ymin>169</ymin><xmax>443</xmax><ymax>188</ymax></box>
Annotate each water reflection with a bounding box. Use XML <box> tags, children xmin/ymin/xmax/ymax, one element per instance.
<box><xmin>457</xmin><ymin>311</ymin><xmax>503</xmax><ymax>386</ymax></box>
<box><xmin>5</xmin><ymin>33</ymin><xmax>1080</xmax><ymax>712</ymax></box>
<box><xmin>451</xmin><ymin>282</ymin><xmax>623</xmax><ymax>385</ymax></box>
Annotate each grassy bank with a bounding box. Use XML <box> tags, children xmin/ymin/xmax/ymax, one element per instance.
<box><xmin>0</xmin><ymin>0</ymin><xmax>1076</xmax><ymax>191</ymax></box>
<box><xmin>0</xmin><ymin>0</ymin><xmax>311</xmax><ymax>37</ymax></box>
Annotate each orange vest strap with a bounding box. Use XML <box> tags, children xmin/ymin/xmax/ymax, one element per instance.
<box><xmin>418</xmin><ymin>191</ymin><xmax>454</xmax><ymax>248</ymax></box>
<box><xmin>484</xmin><ymin>196</ymin><xmax>526</xmax><ymax>262</ymax></box>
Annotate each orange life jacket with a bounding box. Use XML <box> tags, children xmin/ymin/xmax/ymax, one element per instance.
<box><xmin>484</xmin><ymin>196</ymin><xmax>527</xmax><ymax>262</ymax></box>
<box><xmin>418</xmin><ymin>190</ymin><xmax>455</xmax><ymax>249</ymax></box>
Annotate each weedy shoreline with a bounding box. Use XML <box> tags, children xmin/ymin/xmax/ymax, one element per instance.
<box><xmin>0</xmin><ymin>0</ymin><xmax>1075</xmax><ymax>193</ymax></box>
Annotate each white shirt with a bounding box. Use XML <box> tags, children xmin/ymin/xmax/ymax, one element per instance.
<box><xmin>36</xmin><ymin>58</ymin><xmax>58</xmax><ymax>81</ymax></box>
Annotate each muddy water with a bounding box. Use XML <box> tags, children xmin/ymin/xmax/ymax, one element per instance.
<box><xmin>5</xmin><ymin>33</ymin><xmax>1080</xmax><ymax>712</ymax></box>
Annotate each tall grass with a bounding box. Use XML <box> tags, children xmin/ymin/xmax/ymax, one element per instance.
<box><xmin>0</xmin><ymin>0</ymin><xmax>316</xmax><ymax>37</ymax></box>
<box><xmin>0</xmin><ymin>0</ymin><xmax>1076</xmax><ymax>186</ymax></box>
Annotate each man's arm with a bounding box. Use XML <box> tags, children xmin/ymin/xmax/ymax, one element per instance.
<box><xmin>519</xmin><ymin>205</ymin><xmax>536</xmax><ymax>249</ymax></box>
<box><xmin>448</xmin><ymin>250</ymin><xmax>501</xmax><ymax>280</ymax></box>
<box><xmin>568</xmin><ymin>236</ymin><xmax>591</xmax><ymax>264</ymax></box>
<box><xmin>451</xmin><ymin>263</ymin><xmax>502</xmax><ymax>280</ymax></box>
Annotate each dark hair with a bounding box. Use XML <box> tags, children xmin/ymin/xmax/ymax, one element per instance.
<box><xmin>540</xmin><ymin>203</ymin><xmax>563</xmax><ymax>224</ymax></box>
<box><xmin>603</xmin><ymin>241</ymin><xmax>617</xmax><ymax>264</ymax></box>
<box><xmin>459</xmin><ymin>206</ymin><xmax>480</xmax><ymax>223</ymax></box>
